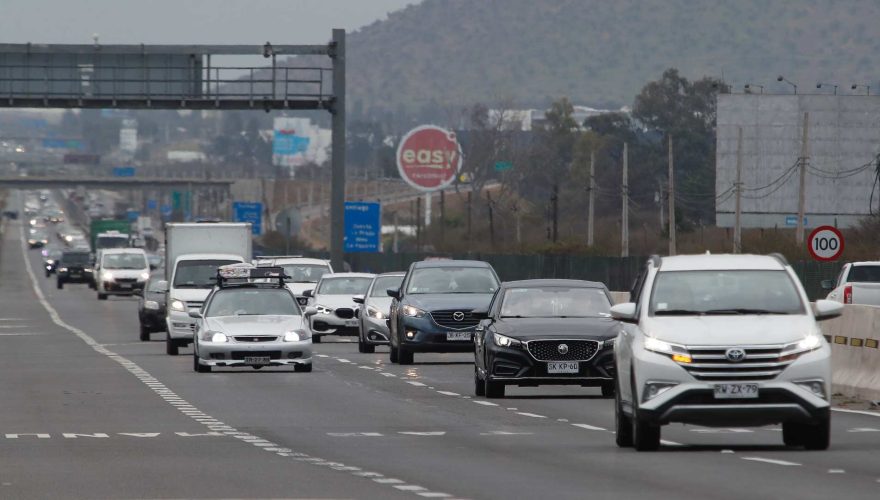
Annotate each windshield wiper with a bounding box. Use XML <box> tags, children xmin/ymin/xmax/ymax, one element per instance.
<box><xmin>654</xmin><ymin>309</ymin><xmax>705</xmax><ymax>316</ymax></box>
<box><xmin>703</xmin><ymin>308</ymin><xmax>790</xmax><ymax>315</ymax></box>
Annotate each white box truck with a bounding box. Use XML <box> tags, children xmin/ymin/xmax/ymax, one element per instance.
<box><xmin>164</xmin><ymin>222</ymin><xmax>252</xmax><ymax>355</ymax></box>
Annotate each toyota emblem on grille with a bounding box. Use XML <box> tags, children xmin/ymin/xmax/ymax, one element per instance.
<box><xmin>558</xmin><ymin>343</ymin><xmax>569</xmax><ymax>355</ymax></box>
<box><xmin>452</xmin><ymin>311</ymin><xmax>465</xmax><ymax>321</ymax></box>
<box><xmin>725</xmin><ymin>348</ymin><xmax>746</xmax><ymax>362</ymax></box>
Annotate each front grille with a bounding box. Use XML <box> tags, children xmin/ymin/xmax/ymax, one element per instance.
<box><xmin>526</xmin><ymin>339</ymin><xmax>599</xmax><ymax>362</ymax></box>
<box><xmin>116</xmin><ymin>278</ymin><xmax>137</xmax><ymax>284</ymax></box>
<box><xmin>681</xmin><ymin>345</ymin><xmax>789</xmax><ymax>381</ymax></box>
<box><xmin>430</xmin><ymin>310</ymin><xmax>479</xmax><ymax>330</ymax></box>
<box><xmin>335</xmin><ymin>308</ymin><xmax>355</xmax><ymax>319</ymax></box>
<box><xmin>231</xmin><ymin>350</ymin><xmax>282</xmax><ymax>360</ymax></box>
<box><xmin>233</xmin><ymin>336</ymin><xmax>278</xmax><ymax>342</ymax></box>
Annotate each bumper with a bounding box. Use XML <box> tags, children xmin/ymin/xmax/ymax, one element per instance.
<box><xmin>398</xmin><ymin>317</ymin><xmax>475</xmax><ymax>353</ymax></box>
<box><xmin>58</xmin><ymin>272</ymin><xmax>93</xmax><ymax>283</ymax></box>
<box><xmin>140</xmin><ymin>309</ymin><xmax>166</xmax><ymax>330</ymax></box>
<box><xmin>485</xmin><ymin>343</ymin><xmax>616</xmax><ymax>386</ymax></box>
<box><xmin>311</xmin><ymin>313</ymin><xmax>359</xmax><ymax>336</ymax></box>
<box><xmin>361</xmin><ymin>316</ymin><xmax>390</xmax><ymax>345</ymax></box>
<box><xmin>196</xmin><ymin>340</ymin><xmax>312</xmax><ymax>367</ymax></box>
<box><xmin>166</xmin><ymin>310</ymin><xmax>195</xmax><ymax>340</ymax></box>
<box><xmin>101</xmin><ymin>281</ymin><xmax>145</xmax><ymax>295</ymax></box>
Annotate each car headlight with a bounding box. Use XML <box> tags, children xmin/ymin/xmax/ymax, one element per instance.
<box><xmin>144</xmin><ymin>300</ymin><xmax>160</xmax><ymax>310</ymax></box>
<box><xmin>644</xmin><ymin>337</ymin><xmax>692</xmax><ymax>363</ymax></box>
<box><xmin>780</xmin><ymin>333</ymin><xmax>825</xmax><ymax>362</ymax></box>
<box><xmin>367</xmin><ymin>305</ymin><xmax>385</xmax><ymax>320</ymax></box>
<box><xmin>46</xmin><ymin>259</ymin><xmax>55</xmax><ymax>265</ymax></box>
<box><xmin>283</xmin><ymin>329</ymin><xmax>309</xmax><ymax>342</ymax></box>
<box><xmin>205</xmin><ymin>332</ymin><xmax>227</xmax><ymax>343</ymax></box>
<box><xmin>403</xmin><ymin>305</ymin><xmax>426</xmax><ymax>318</ymax></box>
<box><xmin>102</xmin><ymin>271</ymin><xmax>114</xmax><ymax>281</ymax></box>
<box><xmin>798</xmin><ymin>334</ymin><xmax>822</xmax><ymax>351</ymax></box>
<box><xmin>170</xmin><ymin>300</ymin><xmax>186</xmax><ymax>312</ymax></box>
<box><xmin>315</xmin><ymin>304</ymin><xmax>333</xmax><ymax>315</ymax></box>
<box><xmin>139</xmin><ymin>272</ymin><xmax>150</xmax><ymax>281</ymax></box>
<box><xmin>493</xmin><ymin>333</ymin><xmax>521</xmax><ymax>348</ymax></box>
<box><xmin>59</xmin><ymin>267</ymin><xmax>68</xmax><ymax>272</ymax></box>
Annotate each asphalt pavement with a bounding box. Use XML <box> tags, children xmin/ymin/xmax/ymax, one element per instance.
<box><xmin>2</xmin><ymin>218</ymin><xmax>880</xmax><ymax>499</ymax></box>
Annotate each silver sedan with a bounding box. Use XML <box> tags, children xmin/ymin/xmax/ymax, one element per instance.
<box><xmin>354</xmin><ymin>272</ymin><xmax>405</xmax><ymax>353</ymax></box>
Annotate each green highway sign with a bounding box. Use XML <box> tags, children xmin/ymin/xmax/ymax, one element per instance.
<box><xmin>494</xmin><ymin>161</ymin><xmax>513</xmax><ymax>171</ymax></box>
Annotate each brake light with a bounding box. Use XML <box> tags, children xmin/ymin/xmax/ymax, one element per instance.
<box><xmin>844</xmin><ymin>285</ymin><xmax>853</xmax><ymax>304</ymax></box>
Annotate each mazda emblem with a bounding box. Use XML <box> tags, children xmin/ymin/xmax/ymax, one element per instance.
<box><xmin>453</xmin><ymin>311</ymin><xmax>465</xmax><ymax>321</ymax></box>
<box><xmin>725</xmin><ymin>348</ymin><xmax>746</xmax><ymax>363</ymax></box>
<box><xmin>558</xmin><ymin>343</ymin><xmax>569</xmax><ymax>355</ymax></box>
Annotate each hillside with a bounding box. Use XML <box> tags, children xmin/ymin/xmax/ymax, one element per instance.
<box><xmin>347</xmin><ymin>0</ymin><xmax>880</xmax><ymax>120</ymax></box>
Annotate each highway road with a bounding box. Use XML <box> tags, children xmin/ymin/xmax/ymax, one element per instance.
<box><xmin>2</xmin><ymin>218</ymin><xmax>880</xmax><ymax>499</ymax></box>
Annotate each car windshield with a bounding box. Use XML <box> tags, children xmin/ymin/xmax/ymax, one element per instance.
<box><xmin>62</xmin><ymin>253</ymin><xmax>90</xmax><ymax>265</ymax></box>
<box><xmin>206</xmin><ymin>288</ymin><xmax>300</xmax><ymax>317</ymax></box>
<box><xmin>147</xmin><ymin>280</ymin><xmax>167</xmax><ymax>293</ymax></box>
<box><xmin>849</xmin><ymin>265</ymin><xmax>880</xmax><ymax>283</ymax></box>
<box><xmin>173</xmin><ymin>260</ymin><xmax>240</xmax><ymax>288</ymax></box>
<box><xmin>649</xmin><ymin>270</ymin><xmax>805</xmax><ymax>315</ymax></box>
<box><xmin>281</xmin><ymin>264</ymin><xmax>331</xmax><ymax>283</ymax></box>
<box><xmin>371</xmin><ymin>275</ymin><xmax>404</xmax><ymax>297</ymax></box>
<box><xmin>97</xmin><ymin>236</ymin><xmax>129</xmax><ymax>249</ymax></box>
<box><xmin>407</xmin><ymin>267</ymin><xmax>498</xmax><ymax>294</ymax></box>
<box><xmin>317</xmin><ymin>277</ymin><xmax>373</xmax><ymax>295</ymax></box>
<box><xmin>500</xmin><ymin>287</ymin><xmax>611</xmax><ymax>318</ymax></box>
<box><xmin>102</xmin><ymin>253</ymin><xmax>147</xmax><ymax>269</ymax></box>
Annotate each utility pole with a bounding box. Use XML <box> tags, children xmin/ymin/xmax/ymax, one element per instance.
<box><xmin>329</xmin><ymin>28</ymin><xmax>346</xmax><ymax>272</ymax></box>
<box><xmin>668</xmin><ymin>135</ymin><xmax>676</xmax><ymax>256</ymax></box>
<box><xmin>796</xmin><ymin>112</ymin><xmax>809</xmax><ymax>245</ymax></box>
<box><xmin>416</xmin><ymin>196</ymin><xmax>422</xmax><ymax>252</ymax></box>
<box><xmin>551</xmin><ymin>184</ymin><xmax>559</xmax><ymax>243</ymax></box>
<box><xmin>734</xmin><ymin>126</ymin><xmax>743</xmax><ymax>253</ymax></box>
<box><xmin>587</xmin><ymin>149</ymin><xmax>595</xmax><ymax>247</ymax></box>
<box><xmin>466</xmin><ymin>191</ymin><xmax>472</xmax><ymax>241</ymax></box>
<box><xmin>392</xmin><ymin>211</ymin><xmax>399</xmax><ymax>253</ymax></box>
<box><xmin>621</xmin><ymin>142</ymin><xmax>629</xmax><ymax>258</ymax></box>
<box><xmin>439</xmin><ymin>190</ymin><xmax>446</xmax><ymax>244</ymax></box>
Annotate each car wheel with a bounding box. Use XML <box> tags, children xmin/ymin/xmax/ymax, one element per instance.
<box><xmin>485</xmin><ymin>379</ymin><xmax>505</xmax><ymax>398</ymax></box>
<box><xmin>631</xmin><ymin>377</ymin><xmax>661</xmax><ymax>451</ymax></box>
<box><xmin>601</xmin><ymin>381</ymin><xmax>616</xmax><ymax>399</ymax></box>
<box><xmin>97</xmin><ymin>293</ymin><xmax>107</xmax><ymax>300</ymax></box>
<box><xmin>803</xmin><ymin>415</ymin><xmax>831</xmax><ymax>450</ymax></box>
<box><xmin>294</xmin><ymin>363</ymin><xmax>313</xmax><ymax>373</ymax></box>
<box><xmin>782</xmin><ymin>422</ymin><xmax>805</xmax><ymax>447</ymax></box>
<box><xmin>57</xmin><ymin>281</ymin><xmax>63</xmax><ymax>289</ymax></box>
<box><xmin>358</xmin><ymin>338</ymin><xmax>375</xmax><ymax>353</ymax></box>
<box><xmin>389</xmin><ymin>344</ymin><xmax>399</xmax><ymax>363</ymax></box>
<box><xmin>312</xmin><ymin>334</ymin><xmax>322</xmax><ymax>344</ymax></box>
<box><xmin>89</xmin><ymin>281</ymin><xmax>96</xmax><ymax>290</ymax></box>
<box><xmin>166</xmin><ymin>334</ymin><xmax>179</xmax><ymax>356</ymax></box>
<box><xmin>398</xmin><ymin>347</ymin><xmax>414</xmax><ymax>365</ymax></box>
<box><xmin>45</xmin><ymin>271</ymin><xmax>50</xmax><ymax>278</ymax></box>
<box><xmin>615</xmin><ymin>380</ymin><xmax>634</xmax><ymax>447</ymax></box>
<box><xmin>139</xmin><ymin>324</ymin><xmax>150</xmax><ymax>342</ymax></box>
<box><xmin>193</xmin><ymin>352</ymin><xmax>211</xmax><ymax>373</ymax></box>
<box><xmin>474</xmin><ymin>367</ymin><xmax>486</xmax><ymax>397</ymax></box>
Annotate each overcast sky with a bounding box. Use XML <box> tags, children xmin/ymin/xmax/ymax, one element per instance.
<box><xmin>0</xmin><ymin>0</ymin><xmax>418</xmax><ymax>45</ymax></box>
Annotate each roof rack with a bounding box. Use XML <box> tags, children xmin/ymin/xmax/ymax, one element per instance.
<box><xmin>216</xmin><ymin>264</ymin><xmax>288</xmax><ymax>288</ymax></box>
<box><xmin>255</xmin><ymin>255</ymin><xmax>304</xmax><ymax>260</ymax></box>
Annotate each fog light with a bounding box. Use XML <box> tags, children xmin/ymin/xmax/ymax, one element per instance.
<box><xmin>643</xmin><ymin>381</ymin><xmax>678</xmax><ymax>402</ymax></box>
<box><xmin>796</xmin><ymin>380</ymin><xmax>826</xmax><ymax>399</ymax></box>
<box><xmin>405</xmin><ymin>330</ymin><xmax>416</xmax><ymax>339</ymax></box>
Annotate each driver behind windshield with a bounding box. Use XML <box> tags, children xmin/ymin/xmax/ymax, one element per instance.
<box><xmin>207</xmin><ymin>289</ymin><xmax>300</xmax><ymax>317</ymax></box>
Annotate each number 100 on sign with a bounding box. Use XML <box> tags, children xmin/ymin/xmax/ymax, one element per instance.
<box><xmin>807</xmin><ymin>226</ymin><xmax>844</xmax><ymax>262</ymax></box>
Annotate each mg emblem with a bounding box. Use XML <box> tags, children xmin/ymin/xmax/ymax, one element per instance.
<box><xmin>725</xmin><ymin>348</ymin><xmax>746</xmax><ymax>363</ymax></box>
<box><xmin>452</xmin><ymin>311</ymin><xmax>465</xmax><ymax>321</ymax></box>
<box><xmin>558</xmin><ymin>343</ymin><xmax>569</xmax><ymax>355</ymax></box>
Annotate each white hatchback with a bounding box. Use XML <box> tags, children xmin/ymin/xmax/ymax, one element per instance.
<box><xmin>95</xmin><ymin>248</ymin><xmax>151</xmax><ymax>300</ymax></box>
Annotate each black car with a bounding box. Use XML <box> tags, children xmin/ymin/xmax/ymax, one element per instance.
<box><xmin>472</xmin><ymin>279</ymin><xmax>618</xmax><ymax>398</ymax></box>
<box><xmin>56</xmin><ymin>250</ymin><xmax>94</xmax><ymax>289</ymax></box>
<box><xmin>387</xmin><ymin>260</ymin><xmax>500</xmax><ymax>364</ymax></box>
<box><xmin>43</xmin><ymin>247</ymin><xmax>64</xmax><ymax>277</ymax></box>
<box><xmin>137</xmin><ymin>277</ymin><xmax>168</xmax><ymax>341</ymax></box>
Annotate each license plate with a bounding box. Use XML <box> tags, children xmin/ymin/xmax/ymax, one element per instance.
<box><xmin>714</xmin><ymin>383</ymin><xmax>759</xmax><ymax>399</ymax></box>
<box><xmin>446</xmin><ymin>331</ymin><xmax>472</xmax><ymax>341</ymax></box>
<box><xmin>547</xmin><ymin>361</ymin><xmax>579</xmax><ymax>374</ymax></box>
<box><xmin>243</xmin><ymin>356</ymin><xmax>271</xmax><ymax>365</ymax></box>
<box><xmin>70</xmin><ymin>273</ymin><xmax>80</xmax><ymax>277</ymax></box>
<box><xmin>345</xmin><ymin>319</ymin><xmax>358</xmax><ymax>327</ymax></box>
<box><xmin>119</xmin><ymin>283</ymin><xmax>132</xmax><ymax>289</ymax></box>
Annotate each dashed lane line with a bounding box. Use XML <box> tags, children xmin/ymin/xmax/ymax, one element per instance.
<box><xmin>18</xmin><ymin>225</ymin><xmax>457</xmax><ymax>500</ymax></box>
<box><xmin>741</xmin><ymin>457</ymin><xmax>801</xmax><ymax>467</ymax></box>
<box><xmin>833</xmin><ymin>408</ymin><xmax>880</xmax><ymax>418</ymax></box>
<box><xmin>572</xmin><ymin>423</ymin><xmax>606</xmax><ymax>431</ymax></box>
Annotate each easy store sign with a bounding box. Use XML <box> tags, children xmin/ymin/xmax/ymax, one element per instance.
<box><xmin>396</xmin><ymin>125</ymin><xmax>462</xmax><ymax>192</ymax></box>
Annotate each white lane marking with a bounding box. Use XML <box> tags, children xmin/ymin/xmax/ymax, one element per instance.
<box><xmin>398</xmin><ymin>432</ymin><xmax>446</xmax><ymax>436</ymax></box>
<box><xmin>480</xmin><ymin>430</ymin><xmax>534</xmax><ymax>436</ymax></box>
<box><xmin>0</xmin><ymin>332</ymin><xmax>43</xmax><ymax>336</ymax></box>
<box><xmin>506</xmin><ymin>407</ymin><xmax>518</xmax><ymax>411</ymax></box>
<box><xmin>473</xmin><ymin>401</ymin><xmax>498</xmax><ymax>406</ymax></box>
<box><xmin>373</xmin><ymin>478</ymin><xmax>405</xmax><ymax>484</ymax></box>
<box><xmin>828</xmin><ymin>469</ymin><xmax>845</xmax><ymax>474</ymax></box>
<box><xmin>406</xmin><ymin>381</ymin><xmax>427</xmax><ymax>387</ymax></box>
<box><xmin>848</xmin><ymin>427</ymin><xmax>880</xmax><ymax>432</ymax></box>
<box><xmin>395</xmin><ymin>485</ymin><xmax>427</xmax><ymax>491</ymax></box>
<box><xmin>359</xmin><ymin>366</ymin><xmax>374</xmax><ymax>370</ymax></box>
<box><xmin>571</xmin><ymin>423</ymin><xmax>606</xmax><ymax>431</ymax></box>
<box><xmin>337</xmin><ymin>358</ymin><xmax>351</xmax><ymax>363</ymax></box>
<box><xmin>380</xmin><ymin>372</ymin><xmax>397</xmax><ymax>377</ymax></box>
<box><xmin>315</xmin><ymin>354</ymin><xmax>330</xmax><ymax>358</ymax></box>
<box><xmin>741</xmin><ymin>457</ymin><xmax>801</xmax><ymax>466</ymax></box>
<box><xmin>660</xmin><ymin>440</ymin><xmax>683</xmax><ymax>446</ymax></box>
<box><xmin>327</xmin><ymin>432</ymin><xmax>384</xmax><ymax>437</ymax></box>
<box><xmin>833</xmin><ymin>408</ymin><xmax>880</xmax><ymax>418</ymax></box>
<box><xmin>557</xmin><ymin>418</ymin><xmax>569</xmax><ymax>423</ymax></box>
<box><xmin>0</xmin><ymin>325</ymin><xmax>29</xmax><ymax>329</ymax></box>
<box><xmin>0</xmin><ymin>318</ymin><xmax>26</xmax><ymax>321</ymax></box>
<box><xmin>516</xmin><ymin>412</ymin><xmax>547</xmax><ymax>419</ymax></box>
<box><xmin>17</xmin><ymin>226</ymin><xmax>458</xmax><ymax>500</ymax></box>
<box><xmin>721</xmin><ymin>450</ymin><xmax>735</xmax><ymax>454</ymax></box>
<box><xmin>418</xmin><ymin>493</ymin><xmax>453</xmax><ymax>498</ymax></box>
<box><xmin>436</xmin><ymin>391</ymin><xmax>460</xmax><ymax>397</ymax></box>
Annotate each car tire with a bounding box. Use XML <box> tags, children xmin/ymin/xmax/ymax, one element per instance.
<box><xmin>398</xmin><ymin>348</ymin><xmax>414</xmax><ymax>365</ymax></box>
<box><xmin>485</xmin><ymin>379</ymin><xmax>505</xmax><ymax>398</ymax></box>
<box><xmin>803</xmin><ymin>416</ymin><xmax>831</xmax><ymax>450</ymax></box>
<box><xmin>89</xmin><ymin>281</ymin><xmax>96</xmax><ymax>290</ymax></box>
<box><xmin>45</xmin><ymin>271</ymin><xmax>50</xmax><ymax>278</ymax></box>
<box><xmin>601</xmin><ymin>381</ymin><xmax>616</xmax><ymax>399</ymax></box>
<box><xmin>358</xmin><ymin>339</ymin><xmax>375</xmax><ymax>354</ymax></box>
<box><xmin>139</xmin><ymin>324</ymin><xmax>150</xmax><ymax>342</ymax></box>
<box><xmin>57</xmin><ymin>281</ymin><xmax>63</xmax><ymax>289</ymax></box>
<box><xmin>294</xmin><ymin>363</ymin><xmax>313</xmax><ymax>373</ymax></box>
<box><xmin>97</xmin><ymin>293</ymin><xmax>107</xmax><ymax>300</ymax></box>
<box><xmin>166</xmin><ymin>335</ymin><xmax>179</xmax><ymax>356</ymax></box>
<box><xmin>474</xmin><ymin>367</ymin><xmax>486</xmax><ymax>397</ymax></box>
<box><xmin>193</xmin><ymin>352</ymin><xmax>211</xmax><ymax>373</ymax></box>
<box><xmin>389</xmin><ymin>344</ymin><xmax>399</xmax><ymax>363</ymax></box>
<box><xmin>631</xmin><ymin>378</ymin><xmax>661</xmax><ymax>451</ymax></box>
<box><xmin>312</xmin><ymin>335</ymin><xmax>322</xmax><ymax>344</ymax></box>
<box><xmin>615</xmin><ymin>380</ymin><xmax>634</xmax><ymax>447</ymax></box>
<box><xmin>782</xmin><ymin>422</ymin><xmax>806</xmax><ymax>447</ymax></box>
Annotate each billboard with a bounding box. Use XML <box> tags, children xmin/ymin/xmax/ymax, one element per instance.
<box><xmin>716</xmin><ymin>95</ymin><xmax>880</xmax><ymax>228</ymax></box>
<box><xmin>272</xmin><ymin>117</ymin><xmax>331</xmax><ymax>169</ymax></box>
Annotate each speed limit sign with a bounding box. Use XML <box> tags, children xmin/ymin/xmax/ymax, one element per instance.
<box><xmin>807</xmin><ymin>226</ymin><xmax>844</xmax><ymax>262</ymax></box>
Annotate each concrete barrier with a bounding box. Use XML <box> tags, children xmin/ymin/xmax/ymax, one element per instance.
<box><xmin>821</xmin><ymin>304</ymin><xmax>880</xmax><ymax>402</ymax></box>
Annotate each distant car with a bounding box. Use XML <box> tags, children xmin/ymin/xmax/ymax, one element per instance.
<box><xmin>95</xmin><ymin>248</ymin><xmax>151</xmax><ymax>300</ymax></box>
<box><xmin>138</xmin><ymin>278</ymin><xmax>168</xmax><ymax>341</ymax></box>
<box><xmin>27</xmin><ymin>228</ymin><xmax>49</xmax><ymax>248</ymax></box>
<box><xmin>388</xmin><ymin>260</ymin><xmax>500</xmax><ymax>364</ymax></box>
<box><xmin>56</xmin><ymin>250</ymin><xmax>94</xmax><ymax>289</ymax></box>
<box><xmin>823</xmin><ymin>261</ymin><xmax>880</xmax><ymax>306</ymax></box>
<box><xmin>43</xmin><ymin>247</ymin><xmax>64</xmax><ymax>277</ymax></box>
<box><xmin>191</xmin><ymin>265</ymin><xmax>312</xmax><ymax>373</ymax></box>
<box><xmin>306</xmin><ymin>273</ymin><xmax>375</xmax><ymax>343</ymax></box>
<box><xmin>255</xmin><ymin>256</ymin><xmax>333</xmax><ymax>306</ymax></box>
<box><xmin>473</xmin><ymin>279</ymin><xmax>618</xmax><ymax>398</ymax></box>
<box><xmin>353</xmin><ymin>272</ymin><xmax>405</xmax><ymax>353</ymax></box>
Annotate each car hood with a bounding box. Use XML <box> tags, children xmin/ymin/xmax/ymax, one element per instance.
<box><xmin>313</xmin><ymin>294</ymin><xmax>360</xmax><ymax>309</ymax></box>
<box><xmin>286</xmin><ymin>282</ymin><xmax>318</xmax><ymax>296</ymax></box>
<box><xmin>103</xmin><ymin>268</ymin><xmax>148</xmax><ymax>278</ymax></box>
<box><xmin>406</xmin><ymin>293</ymin><xmax>495</xmax><ymax>311</ymax></box>
<box><xmin>641</xmin><ymin>315</ymin><xmax>816</xmax><ymax>346</ymax></box>
<box><xmin>492</xmin><ymin>317</ymin><xmax>619</xmax><ymax>341</ymax></box>
<box><xmin>169</xmin><ymin>288</ymin><xmax>211</xmax><ymax>303</ymax></box>
<box><xmin>145</xmin><ymin>291</ymin><xmax>167</xmax><ymax>304</ymax></box>
<box><xmin>366</xmin><ymin>296</ymin><xmax>393</xmax><ymax>311</ymax></box>
<box><xmin>205</xmin><ymin>315</ymin><xmax>305</xmax><ymax>336</ymax></box>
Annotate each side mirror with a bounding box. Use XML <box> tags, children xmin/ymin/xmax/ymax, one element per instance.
<box><xmin>386</xmin><ymin>288</ymin><xmax>400</xmax><ymax>299</ymax></box>
<box><xmin>188</xmin><ymin>311</ymin><xmax>202</xmax><ymax>319</ymax></box>
<box><xmin>610</xmin><ymin>303</ymin><xmax>638</xmax><ymax>324</ymax></box>
<box><xmin>820</xmin><ymin>280</ymin><xmax>834</xmax><ymax>291</ymax></box>
<box><xmin>352</xmin><ymin>295</ymin><xmax>365</xmax><ymax>304</ymax></box>
<box><xmin>813</xmin><ymin>299</ymin><xmax>844</xmax><ymax>321</ymax></box>
<box><xmin>304</xmin><ymin>306</ymin><xmax>318</xmax><ymax>317</ymax></box>
<box><xmin>471</xmin><ymin>308</ymin><xmax>490</xmax><ymax>321</ymax></box>
<box><xmin>302</xmin><ymin>289</ymin><xmax>314</xmax><ymax>298</ymax></box>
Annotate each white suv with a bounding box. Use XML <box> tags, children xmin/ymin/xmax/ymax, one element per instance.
<box><xmin>611</xmin><ymin>253</ymin><xmax>842</xmax><ymax>451</ymax></box>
